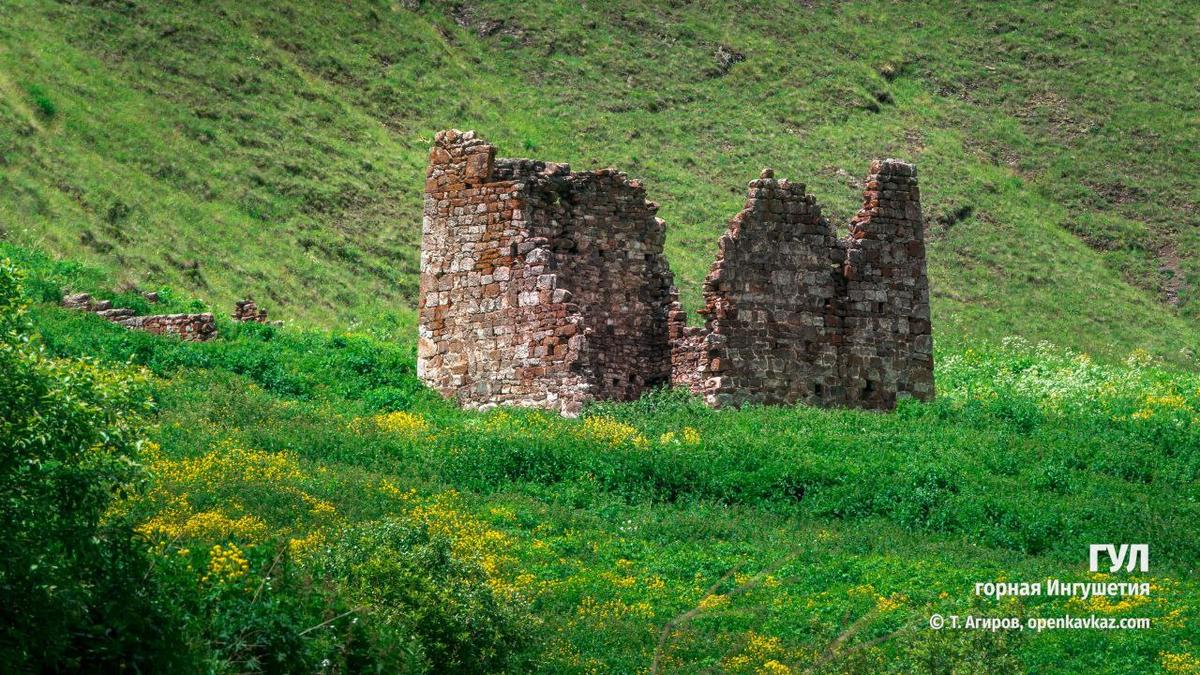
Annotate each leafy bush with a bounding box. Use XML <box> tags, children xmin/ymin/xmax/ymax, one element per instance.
<box><xmin>0</xmin><ymin>259</ymin><xmax>184</xmax><ymax>670</ymax></box>
<box><xmin>316</xmin><ymin>517</ymin><xmax>535</xmax><ymax>673</ymax></box>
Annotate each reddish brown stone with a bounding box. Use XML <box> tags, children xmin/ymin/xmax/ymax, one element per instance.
<box><xmin>62</xmin><ymin>292</ymin><xmax>218</xmax><ymax>341</ymax></box>
<box><xmin>421</xmin><ymin>131</ymin><xmax>934</xmax><ymax>415</ymax></box>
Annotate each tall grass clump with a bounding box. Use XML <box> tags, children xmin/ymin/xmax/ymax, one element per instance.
<box><xmin>23</xmin><ymin>83</ymin><xmax>57</xmax><ymax>119</ymax></box>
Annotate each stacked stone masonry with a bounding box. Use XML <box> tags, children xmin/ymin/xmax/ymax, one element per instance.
<box><xmin>62</xmin><ymin>293</ymin><xmax>217</xmax><ymax>341</ymax></box>
<box><xmin>233</xmin><ymin>299</ymin><xmax>270</xmax><ymax>323</ymax></box>
<box><xmin>419</xmin><ymin>130</ymin><xmax>933</xmax><ymax>415</ymax></box>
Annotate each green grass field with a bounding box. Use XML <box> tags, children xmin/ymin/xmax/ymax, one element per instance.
<box><xmin>2</xmin><ymin>1</ymin><xmax>1199</xmax><ymax>672</ymax></box>
<box><xmin>4</xmin><ymin>243</ymin><xmax>1199</xmax><ymax>672</ymax></box>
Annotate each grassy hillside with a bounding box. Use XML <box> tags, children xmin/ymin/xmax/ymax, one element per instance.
<box><xmin>2</xmin><ymin>2</ymin><xmax>1199</xmax><ymax>671</ymax></box>
<box><xmin>1</xmin><ymin>0</ymin><xmax>1198</xmax><ymax>360</ymax></box>
<box><xmin>4</xmin><ymin>243</ymin><xmax>1199</xmax><ymax>672</ymax></box>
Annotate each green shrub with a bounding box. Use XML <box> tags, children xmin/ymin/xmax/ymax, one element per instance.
<box><xmin>0</xmin><ymin>259</ymin><xmax>185</xmax><ymax>670</ymax></box>
<box><xmin>148</xmin><ymin>540</ymin><xmax>401</xmax><ymax>674</ymax></box>
<box><xmin>316</xmin><ymin>517</ymin><xmax>535</xmax><ymax>673</ymax></box>
<box><xmin>24</xmin><ymin>83</ymin><xmax>57</xmax><ymax>119</ymax></box>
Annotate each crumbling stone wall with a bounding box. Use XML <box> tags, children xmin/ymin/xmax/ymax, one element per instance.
<box><xmin>121</xmin><ymin>313</ymin><xmax>218</xmax><ymax>340</ymax></box>
<box><xmin>840</xmin><ymin>159</ymin><xmax>934</xmax><ymax>406</ymax></box>
<box><xmin>62</xmin><ymin>293</ymin><xmax>217</xmax><ymax>341</ymax></box>
<box><xmin>419</xmin><ymin>129</ymin><xmax>933</xmax><ymax>414</ymax></box>
<box><xmin>672</xmin><ymin>162</ymin><xmax>934</xmax><ymax>410</ymax></box>
<box><xmin>673</xmin><ymin>170</ymin><xmax>847</xmax><ymax>408</ymax></box>
<box><xmin>418</xmin><ymin>130</ymin><xmax>674</xmax><ymax>415</ymax></box>
<box><xmin>520</xmin><ymin>166</ymin><xmax>674</xmax><ymax>401</ymax></box>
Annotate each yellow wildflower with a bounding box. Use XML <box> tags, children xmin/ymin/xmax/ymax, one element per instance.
<box><xmin>367</xmin><ymin>410</ymin><xmax>429</xmax><ymax>436</ymax></box>
<box><xmin>1162</xmin><ymin>652</ymin><xmax>1200</xmax><ymax>674</ymax></box>
<box><xmin>875</xmin><ymin>593</ymin><xmax>907</xmax><ymax>612</ymax></box>
<box><xmin>138</xmin><ymin>509</ymin><xmax>268</xmax><ymax>542</ymax></box>
<box><xmin>758</xmin><ymin>661</ymin><xmax>791</xmax><ymax>675</ymax></box>
<box><xmin>577</xmin><ymin>416</ymin><xmax>648</xmax><ymax>447</ymax></box>
<box><xmin>288</xmin><ymin>530</ymin><xmax>325</xmax><ymax>559</ymax></box>
<box><xmin>203</xmin><ymin>543</ymin><xmax>250</xmax><ymax>584</ymax></box>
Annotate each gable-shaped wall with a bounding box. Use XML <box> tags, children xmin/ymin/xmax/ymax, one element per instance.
<box><xmin>671</xmin><ymin>163</ymin><xmax>934</xmax><ymax>410</ymax></box>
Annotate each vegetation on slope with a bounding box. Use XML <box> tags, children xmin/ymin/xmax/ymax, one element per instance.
<box><xmin>2</xmin><ymin>0</ymin><xmax>1198</xmax><ymax>671</ymax></box>
<box><xmin>1</xmin><ymin>0</ymin><xmax>1197</xmax><ymax>360</ymax></box>
<box><xmin>4</xmin><ymin>244</ymin><xmax>1198</xmax><ymax>672</ymax></box>
<box><xmin>0</xmin><ymin>259</ymin><xmax>185</xmax><ymax>670</ymax></box>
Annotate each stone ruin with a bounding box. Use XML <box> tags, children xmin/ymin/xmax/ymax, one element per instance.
<box><xmin>62</xmin><ymin>291</ymin><xmax>281</xmax><ymax>341</ymax></box>
<box><xmin>62</xmin><ymin>292</ymin><xmax>217</xmax><ymax>341</ymax></box>
<box><xmin>418</xmin><ymin>129</ymin><xmax>933</xmax><ymax>415</ymax></box>
<box><xmin>233</xmin><ymin>299</ymin><xmax>270</xmax><ymax>323</ymax></box>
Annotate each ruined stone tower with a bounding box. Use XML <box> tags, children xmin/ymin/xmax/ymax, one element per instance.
<box><xmin>419</xmin><ymin>130</ymin><xmax>933</xmax><ymax>415</ymax></box>
<box><xmin>669</xmin><ymin>161</ymin><xmax>934</xmax><ymax>409</ymax></box>
<box><xmin>419</xmin><ymin>129</ymin><xmax>675</xmax><ymax>415</ymax></box>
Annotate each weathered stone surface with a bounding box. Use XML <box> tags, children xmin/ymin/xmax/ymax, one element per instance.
<box><xmin>233</xmin><ymin>299</ymin><xmax>269</xmax><ymax>323</ymax></box>
<box><xmin>61</xmin><ymin>292</ymin><xmax>217</xmax><ymax>341</ymax></box>
<box><xmin>419</xmin><ymin>130</ymin><xmax>675</xmax><ymax>416</ymax></box>
<box><xmin>673</xmin><ymin>159</ymin><xmax>934</xmax><ymax>410</ymax></box>
<box><xmin>420</xmin><ymin>130</ymin><xmax>934</xmax><ymax>414</ymax></box>
<box><xmin>120</xmin><ymin>313</ymin><xmax>217</xmax><ymax>341</ymax></box>
<box><xmin>841</xmin><ymin>159</ymin><xmax>934</xmax><ymax>407</ymax></box>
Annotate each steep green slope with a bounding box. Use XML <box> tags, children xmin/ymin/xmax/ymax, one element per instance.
<box><xmin>1</xmin><ymin>0</ymin><xmax>1197</xmax><ymax>360</ymax></box>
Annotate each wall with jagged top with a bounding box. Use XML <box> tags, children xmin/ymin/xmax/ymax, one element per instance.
<box><xmin>841</xmin><ymin>159</ymin><xmax>934</xmax><ymax>406</ymax></box>
<box><xmin>419</xmin><ymin>129</ymin><xmax>933</xmax><ymax>415</ymax></box>
<box><xmin>669</xmin><ymin>170</ymin><xmax>847</xmax><ymax>407</ymax></box>
<box><xmin>418</xmin><ymin>130</ymin><xmax>674</xmax><ymax>415</ymax></box>
<box><xmin>672</xmin><ymin>162</ymin><xmax>934</xmax><ymax>410</ymax></box>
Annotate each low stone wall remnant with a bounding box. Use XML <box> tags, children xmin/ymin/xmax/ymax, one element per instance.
<box><xmin>62</xmin><ymin>292</ymin><xmax>217</xmax><ymax>341</ymax></box>
<box><xmin>233</xmin><ymin>299</ymin><xmax>269</xmax><ymax>323</ymax></box>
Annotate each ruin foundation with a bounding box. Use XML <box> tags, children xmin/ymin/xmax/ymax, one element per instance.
<box><xmin>233</xmin><ymin>299</ymin><xmax>270</xmax><ymax>323</ymax></box>
<box><xmin>419</xmin><ymin>130</ymin><xmax>933</xmax><ymax>415</ymax></box>
<box><xmin>62</xmin><ymin>293</ymin><xmax>217</xmax><ymax>341</ymax></box>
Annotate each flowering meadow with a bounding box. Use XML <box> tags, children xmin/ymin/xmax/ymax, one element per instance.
<box><xmin>3</xmin><ymin>247</ymin><xmax>1199</xmax><ymax>673</ymax></box>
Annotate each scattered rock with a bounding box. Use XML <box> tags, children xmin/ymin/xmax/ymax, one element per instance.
<box><xmin>713</xmin><ymin>44</ymin><xmax>745</xmax><ymax>75</ymax></box>
<box><xmin>233</xmin><ymin>299</ymin><xmax>270</xmax><ymax>323</ymax></box>
<box><xmin>449</xmin><ymin>4</ymin><xmax>527</xmax><ymax>42</ymax></box>
<box><xmin>62</xmin><ymin>293</ymin><xmax>93</xmax><ymax>311</ymax></box>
